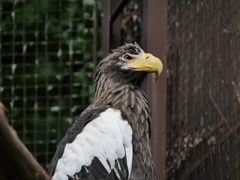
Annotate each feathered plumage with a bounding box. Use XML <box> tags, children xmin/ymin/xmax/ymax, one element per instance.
<box><xmin>48</xmin><ymin>43</ymin><xmax>163</xmax><ymax>180</ymax></box>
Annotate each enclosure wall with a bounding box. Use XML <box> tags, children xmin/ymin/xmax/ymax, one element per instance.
<box><xmin>167</xmin><ymin>1</ymin><xmax>240</xmax><ymax>179</ymax></box>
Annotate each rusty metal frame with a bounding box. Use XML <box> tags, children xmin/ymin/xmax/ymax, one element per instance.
<box><xmin>102</xmin><ymin>0</ymin><xmax>129</xmax><ymax>56</ymax></box>
<box><xmin>142</xmin><ymin>0</ymin><xmax>167</xmax><ymax>178</ymax></box>
<box><xmin>101</xmin><ymin>0</ymin><xmax>167</xmax><ymax>178</ymax></box>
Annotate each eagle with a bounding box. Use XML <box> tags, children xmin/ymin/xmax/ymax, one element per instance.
<box><xmin>48</xmin><ymin>43</ymin><xmax>163</xmax><ymax>180</ymax></box>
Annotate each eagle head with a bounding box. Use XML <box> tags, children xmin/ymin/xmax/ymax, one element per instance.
<box><xmin>95</xmin><ymin>43</ymin><xmax>163</xmax><ymax>87</ymax></box>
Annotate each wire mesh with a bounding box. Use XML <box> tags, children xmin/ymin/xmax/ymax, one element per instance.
<box><xmin>0</xmin><ymin>0</ymin><xmax>100</xmax><ymax>169</ymax></box>
<box><xmin>121</xmin><ymin>0</ymin><xmax>142</xmax><ymax>44</ymax></box>
<box><xmin>167</xmin><ymin>0</ymin><xmax>240</xmax><ymax>179</ymax></box>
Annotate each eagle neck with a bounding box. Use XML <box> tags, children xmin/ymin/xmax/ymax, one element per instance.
<box><xmin>92</xmin><ymin>74</ymin><xmax>151</xmax><ymax>135</ymax></box>
<box><xmin>93</xmin><ymin>74</ymin><xmax>146</xmax><ymax>107</ymax></box>
<box><xmin>92</xmin><ymin>73</ymin><xmax>156</xmax><ymax>179</ymax></box>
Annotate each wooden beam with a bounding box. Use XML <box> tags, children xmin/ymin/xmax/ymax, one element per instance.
<box><xmin>0</xmin><ymin>102</ymin><xmax>50</xmax><ymax>180</ymax></box>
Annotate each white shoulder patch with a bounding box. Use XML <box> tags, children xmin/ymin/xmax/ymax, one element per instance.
<box><xmin>52</xmin><ymin>108</ymin><xmax>133</xmax><ymax>180</ymax></box>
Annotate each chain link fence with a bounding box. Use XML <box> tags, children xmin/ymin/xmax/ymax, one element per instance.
<box><xmin>167</xmin><ymin>0</ymin><xmax>240</xmax><ymax>179</ymax></box>
<box><xmin>0</xmin><ymin>0</ymin><xmax>101</xmax><ymax>169</ymax></box>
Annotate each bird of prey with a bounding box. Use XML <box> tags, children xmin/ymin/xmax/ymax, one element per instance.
<box><xmin>48</xmin><ymin>43</ymin><xmax>163</xmax><ymax>180</ymax></box>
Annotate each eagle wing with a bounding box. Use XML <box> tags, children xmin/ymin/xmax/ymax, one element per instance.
<box><xmin>48</xmin><ymin>107</ymin><xmax>133</xmax><ymax>180</ymax></box>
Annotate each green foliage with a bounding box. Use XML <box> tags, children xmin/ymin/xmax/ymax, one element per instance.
<box><xmin>1</xmin><ymin>0</ymin><xmax>101</xmax><ymax>168</ymax></box>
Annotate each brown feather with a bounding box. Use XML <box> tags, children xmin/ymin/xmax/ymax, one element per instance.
<box><xmin>90</xmin><ymin>43</ymin><xmax>157</xmax><ymax>180</ymax></box>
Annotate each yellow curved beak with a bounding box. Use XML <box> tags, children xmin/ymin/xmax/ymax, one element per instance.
<box><xmin>127</xmin><ymin>53</ymin><xmax>163</xmax><ymax>76</ymax></box>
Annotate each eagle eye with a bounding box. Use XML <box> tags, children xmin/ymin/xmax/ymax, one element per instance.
<box><xmin>124</xmin><ymin>54</ymin><xmax>132</xmax><ymax>60</ymax></box>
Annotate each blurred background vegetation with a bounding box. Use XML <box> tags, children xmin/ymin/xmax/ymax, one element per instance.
<box><xmin>0</xmin><ymin>0</ymin><xmax>101</xmax><ymax>169</ymax></box>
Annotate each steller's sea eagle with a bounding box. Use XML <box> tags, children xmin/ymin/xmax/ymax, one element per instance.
<box><xmin>48</xmin><ymin>43</ymin><xmax>163</xmax><ymax>180</ymax></box>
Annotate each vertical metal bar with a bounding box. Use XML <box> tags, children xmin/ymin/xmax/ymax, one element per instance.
<box><xmin>102</xmin><ymin>0</ymin><xmax>111</xmax><ymax>56</ymax></box>
<box><xmin>45</xmin><ymin>0</ymin><xmax>50</xmax><ymax>166</ymax></box>
<box><xmin>143</xmin><ymin>0</ymin><xmax>167</xmax><ymax>179</ymax></box>
<box><xmin>110</xmin><ymin>0</ymin><xmax>122</xmax><ymax>49</ymax></box>
<box><xmin>58</xmin><ymin>0</ymin><xmax>63</xmax><ymax>143</ymax></box>
<box><xmin>12</xmin><ymin>1</ymin><xmax>16</xmax><ymax>130</ymax></box>
<box><xmin>93</xmin><ymin>0</ymin><xmax>98</xmax><ymax>70</ymax></box>
<box><xmin>22</xmin><ymin>0</ymin><xmax>27</xmax><ymax>146</ymax></box>
<box><xmin>69</xmin><ymin>1</ymin><xmax>73</xmax><ymax>124</ymax></box>
<box><xmin>34</xmin><ymin>0</ymin><xmax>39</xmax><ymax>164</ymax></box>
<box><xmin>102</xmin><ymin>0</ymin><xmax>129</xmax><ymax>55</ymax></box>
